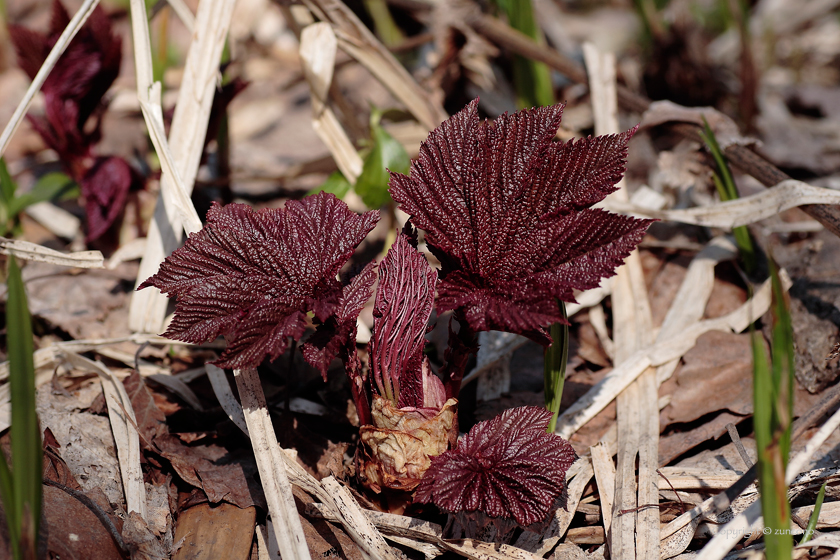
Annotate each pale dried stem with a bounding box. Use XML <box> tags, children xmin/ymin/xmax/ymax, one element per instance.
<box><xmin>556</xmin><ymin>271</ymin><xmax>788</xmax><ymax>438</ymax></box>
<box><xmin>299</xmin><ymin>22</ymin><xmax>364</xmax><ymax>182</ymax></box>
<box><xmin>696</xmin><ymin>406</ymin><xmax>840</xmax><ymax>560</ymax></box>
<box><xmin>129</xmin><ymin>0</ymin><xmax>237</xmax><ymax>333</ymax></box>
<box><xmin>234</xmin><ymin>367</ymin><xmax>311</xmax><ymax>560</ymax></box>
<box><xmin>603</xmin><ymin>179</ymin><xmax>840</xmax><ymax>229</ymax></box>
<box><xmin>0</xmin><ymin>237</ymin><xmax>103</xmax><ymax>268</ymax></box>
<box><xmin>301</xmin><ymin>0</ymin><xmax>447</xmax><ymax>131</ymax></box>
<box><xmin>165</xmin><ymin>0</ymin><xmax>195</xmax><ymax>31</ymax></box>
<box><xmin>590</xmin><ymin>442</ymin><xmax>616</xmax><ymax>537</ymax></box>
<box><xmin>585</xmin><ymin>41</ymin><xmax>659</xmax><ymax>560</ymax></box>
<box><xmin>61</xmin><ymin>352</ymin><xmax>147</xmax><ymax>520</ymax></box>
<box><xmin>211</xmin><ymin>366</ymin><xmax>400</xmax><ymax>560</ymax></box>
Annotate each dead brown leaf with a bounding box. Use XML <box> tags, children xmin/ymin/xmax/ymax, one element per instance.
<box><xmin>121</xmin><ymin>511</ymin><xmax>172</xmax><ymax>560</ymax></box>
<box><xmin>648</xmin><ymin>256</ymin><xmax>690</xmax><ymax>329</ymax></box>
<box><xmin>155</xmin><ymin>434</ymin><xmax>264</xmax><ymax>510</ymax></box>
<box><xmin>22</xmin><ymin>261</ymin><xmax>137</xmax><ymax>342</ymax></box>
<box><xmin>42</xmin><ymin>484</ymin><xmax>124</xmax><ymax>560</ymax></box>
<box><xmin>703</xmin><ymin>270</ymin><xmax>747</xmax><ymax>320</ymax></box>
<box><xmin>125</xmin><ymin>370</ymin><xmax>168</xmax><ymax>449</ymax></box>
<box><xmin>659</xmin><ymin>411</ymin><xmax>745</xmax><ymax>466</ymax></box>
<box><xmin>172</xmin><ymin>503</ymin><xmax>256</xmax><ymax>560</ymax></box>
<box><xmin>36</xmin><ymin>382</ymin><xmax>125</xmax><ymax>506</ymax></box>
<box><xmin>661</xmin><ymin>331</ymin><xmax>754</xmax><ymax>428</ymax></box>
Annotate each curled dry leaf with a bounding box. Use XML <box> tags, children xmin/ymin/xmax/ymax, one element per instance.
<box><xmin>357</xmin><ymin>394</ymin><xmax>458</xmax><ymax>493</ymax></box>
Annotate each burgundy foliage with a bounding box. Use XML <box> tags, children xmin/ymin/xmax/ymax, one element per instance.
<box><xmin>369</xmin><ymin>232</ymin><xmax>438</xmax><ymax>408</ymax></box>
<box><xmin>139</xmin><ymin>193</ymin><xmax>379</xmax><ymax>369</ymax></box>
<box><xmin>301</xmin><ymin>262</ymin><xmax>377</xmax><ymax>380</ymax></box>
<box><xmin>302</xmin><ymin>262</ymin><xmax>377</xmax><ymax>425</ymax></box>
<box><xmin>389</xmin><ymin>99</ymin><xmax>653</xmax><ymax>344</ymax></box>
<box><xmin>414</xmin><ymin>407</ymin><xmax>577</xmax><ymax>526</ymax></box>
<box><xmin>9</xmin><ymin>1</ymin><xmax>140</xmax><ymax>241</ymax></box>
<box><xmin>142</xmin><ymin>99</ymin><xmax>641</xmax><ymax>505</ymax></box>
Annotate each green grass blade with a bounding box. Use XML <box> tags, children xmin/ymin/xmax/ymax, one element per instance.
<box><xmin>362</xmin><ymin>0</ymin><xmax>404</xmax><ymax>48</ymax></box>
<box><xmin>6</xmin><ymin>257</ymin><xmax>42</xmax><ymax>557</ymax></box>
<box><xmin>544</xmin><ymin>301</ymin><xmax>568</xmax><ymax>433</ymax></box>
<box><xmin>701</xmin><ymin>118</ymin><xmax>737</xmax><ymax>199</ymax></box>
<box><xmin>495</xmin><ymin>0</ymin><xmax>554</xmax><ymax>108</ymax></box>
<box><xmin>753</xmin><ymin>259</ymin><xmax>793</xmax><ymax>560</ymax></box>
<box><xmin>769</xmin><ymin>258</ymin><xmax>794</xmax><ymax>464</ymax></box>
<box><xmin>309</xmin><ymin>171</ymin><xmax>352</xmax><ymax>200</ymax></box>
<box><xmin>700</xmin><ymin>118</ymin><xmax>755</xmax><ymax>274</ymax></box>
<box><xmin>0</xmin><ymin>158</ymin><xmax>16</xmax><ymax>205</ymax></box>
<box><xmin>8</xmin><ymin>172</ymin><xmax>77</xmax><ymax>217</ymax></box>
<box><xmin>0</xmin><ymin>159</ymin><xmax>16</xmax><ymax>236</ymax></box>
<box><xmin>0</xmin><ymin>451</ymin><xmax>19</xmax><ymax>559</ymax></box>
<box><xmin>355</xmin><ymin>111</ymin><xmax>410</xmax><ymax>209</ymax></box>
<box><xmin>801</xmin><ymin>482</ymin><xmax>827</xmax><ymax>544</ymax></box>
<box><xmin>732</xmin><ymin>224</ymin><xmax>755</xmax><ymax>275</ymax></box>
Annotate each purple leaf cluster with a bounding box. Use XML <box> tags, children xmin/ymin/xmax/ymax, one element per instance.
<box><xmin>390</xmin><ymin>99</ymin><xmax>652</xmax><ymax>345</ymax></box>
<box><xmin>414</xmin><ymin>407</ymin><xmax>577</xmax><ymax>526</ymax></box>
<box><xmin>9</xmin><ymin>1</ymin><xmax>140</xmax><ymax>240</ymax></box>
<box><xmin>140</xmin><ymin>193</ymin><xmax>379</xmax><ymax>370</ymax></box>
<box><xmin>143</xmin><ymin>99</ymin><xmax>647</xmax><ymax>520</ymax></box>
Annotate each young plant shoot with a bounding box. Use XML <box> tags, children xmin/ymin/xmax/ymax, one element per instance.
<box><xmin>143</xmin><ymin>99</ymin><xmax>650</xmax><ymax>528</ymax></box>
<box><xmin>9</xmin><ymin>0</ymin><xmax>142</xmax><ymax>241</ymax></box>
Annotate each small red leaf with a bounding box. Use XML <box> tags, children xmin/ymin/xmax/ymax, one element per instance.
<box><xmin>301</xmin><ymin>262</ymin><xmax>377</xmax><ymax>379</ymax></box>
<box><xmin>82</xmin><ymin>156</ymin><xmax>137</xmax><ymax>241</ymax></box>
<box><xmin>414</xmin><ymin>406</ymin><xmax>578</xmax><ymax>526</ymax></box>
<box><xmin>10</xmin><ymin>0</ymin><xmax>127</xmax><ymax>241</ymax></box>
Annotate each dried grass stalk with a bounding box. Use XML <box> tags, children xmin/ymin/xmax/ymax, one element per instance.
<box><xmin>129</xmin><ymin>0</ymin><xmax>237</xmax><ymax>333</ymax></box>
<box><xmin>205</xmin><ymin>364</ymin><xmax>403</xmax><ymax>560</ymax></box>
<box><xmin>61</xmin><ymin>352</ymin><xmax>148</xmax><ymax>520</ymax></box>
<box><xmin>590</xmin><ymin>442</ymin><xmax>616</xmax><ymax>536</ymax></box>
<box><xmin>300</xmin><ymin>22</ymin><xmax>364</xmax><ymax>182</ymax></box>
<box><xmin>0</xmin><ymin>237</ymin><xmax>103</xmax><ymax>268</ymax></box>
<box><xmin>302</xmin><ymin>0</ymin><xmax>447</xmax><ymax>131</ymax></box>
<box><xmin>24</xmin><ymin>202</ymin><xmax>81</xmax><ymax>240</ymax></box>
<box><xmin>584</xmin><ymin>41</ymin><xmax>659</xmax><ymax>560</ymax></box>
<box><xmin>697</xmin><ymin>406</ymin><xmax>840</xmax><ymax>560</ymax></box>
<box><xmin>234</xmin><ymin>367</ymin><xmax>311</xmax><ymax>560</ymax></box>
<box><xmin>556</xmin><ymin>271</ymin><xmax>790</xmax><ymax>439</ymax></box>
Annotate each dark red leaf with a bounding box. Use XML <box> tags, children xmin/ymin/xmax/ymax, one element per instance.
<box><xmin>7</xmin><ymin>25</ymin><xmax>49</xmax><ymax>80</ymax></box>
<box><xmin>81</xmin><ymin>156</ymin><xmax>137</xmax><ymax>241</ymax></box>
<box><xmin>140</xmin><ymin>193</ymin><xmax>379</xmax><ymax>369</ymax></box>
<box><xmin>369</xmin><ymin>233</ymin><xmax>437</xmax><ymax>408</ymax></box>
<box><xmin>301</xmin><ymin>262</ymin><xmax>377</xmax><ymax>379</ymax></box>
<box><xmin>10</xmin><ymin>1</ymin><xmax>121</xmax><ymax>162</ymax></box>
<box><xmin>10</xmin><ymin>1</ymin><xmax>130</xmax><ymax>241</ymax></box>
<box><xmin>389</xmin><ymin>99</ymin><xmax>652</xmax><ymax>344</ymax></box>
<box><xmin>414</xmin><ymin>406</ymin><xmax>577</xmax><ymax>526</ymax></box>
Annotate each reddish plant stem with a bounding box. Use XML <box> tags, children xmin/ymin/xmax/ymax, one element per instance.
<box><xmin>344</xmin><ymin>345</ymin><xmax>372</xmax><ymax>426</ymax></box>
<box><xmin>441</xmin><ymin>313</ymin><xmax>478</xmax><ymax>400</ymax></box>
